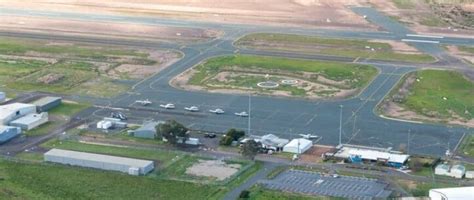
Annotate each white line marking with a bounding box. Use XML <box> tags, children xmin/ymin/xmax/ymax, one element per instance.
<box><xmin>401</xmin><ymin>39</ymin><xmax>440</xmax><ymax>44</ymax></box>
<box><xmin>406</xmin><ymin>34</ymin><xmax>444</xmax><ymax>39</ymax></box>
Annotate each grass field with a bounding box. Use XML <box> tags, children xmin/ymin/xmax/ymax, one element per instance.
<box><xmin>459</xmin><ymin>46</ymin><xmax>474</xmax><ymax>54</ymax></box>
<box><xmin>190</xmin><ymin>55</ymin><xmax>377</xmax><ymax>89</ymax></box>
<box><xmin>49</xmin><ymin>102</ymin><xmax>90</xmax><ymax>117</ymax></box>
<box><xmin>401</xmin><ymin>70</ymin><xmax>473</xmax><ymax>120</ymax></box>
<box><xmin>460</xmin><ymin>134</ymin><xmax>474</xmax><ymax>158</ymax></box>
<box><xmin>236</xmin><ymin>33</ymin><xmax>435</xmax><ymax>63</ymax></box>
<box><xmin>0</xmin><ymin>159</ymin><xmax>221</xmax><ymax>200</ymax></box>
<box><xmin>0</xmin><ymin>37</ymin><xmax>160</xmax><ymax>97</ymax></box>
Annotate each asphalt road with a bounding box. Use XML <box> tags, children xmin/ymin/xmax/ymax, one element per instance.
<box><xmin>0</xmin><ymin>6</ymin><xmax>472</xmax><ymax>157</ymax></box>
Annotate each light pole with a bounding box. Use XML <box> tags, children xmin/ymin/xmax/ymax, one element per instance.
<box><xmin>248</xmin><ymin>92</ymin><xmax>251</xmax><ymax>136</ymax></box>
<box><xmin>339</xmin><ymin>105</ymin><xmax>343</xmax><ymax>146</ymax></box>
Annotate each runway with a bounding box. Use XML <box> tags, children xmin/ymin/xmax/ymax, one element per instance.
<box><xmin>0</xmin><ymin>6</ymin><xmax>472</xmax><ymax>156</ymax></box>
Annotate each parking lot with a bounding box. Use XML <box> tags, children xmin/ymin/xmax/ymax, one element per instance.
<box><xmin>259</xmin><ymin>169</ymin><xmax>392</xmax><ymax>199</ymax></box>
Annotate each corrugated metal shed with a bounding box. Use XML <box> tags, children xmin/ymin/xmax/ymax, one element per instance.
<box><xmin>44</xmin><ymin>149</ymin><xmax>154</xmax><ymax>175</ymax></box>
<box><xmin>132</xmin><ymin>121</ymin><xmax>163</xmax><ymax>139</ymax></box>
<box><xmin>0</xmin><ymin>125</ymin><xmax>21</xmax><ymax>144</ymax></box>
<box><xmin>32</xmin><ymin>96</ymin><xmax>62</xmax><ymax>112</ymax></box>
<box><xmin>0</xmin><ymin>103</ymin><xmax>36</xmax><ymax>125</ymax></box>
<box><xmin>10</xmin><ymin>112</ymin><xmax>48</xmax><ymax>130</ymax></box>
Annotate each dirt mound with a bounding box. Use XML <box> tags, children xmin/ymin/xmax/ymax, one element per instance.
<box><xmin>37</xmin><ymin>73</ymin><xmax>64</xmax><ymax>84</ymax></box>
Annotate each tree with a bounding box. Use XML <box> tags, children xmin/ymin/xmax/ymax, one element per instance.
<box><xmin>220</xmin><ymin>135</ymin><xmax>234</xmax><ymax>146</ymax></box>
<box><xmin>156</xmin><ymin>120</ymin><xmax>188</xmax><ymax>145</ymax></box>
<box><xmin>226</xmin><ymin>129</ymin><xmax>245</xmax><ymax>141</ymax></box>
<box><xmin>409</xmin><ymin>158</ymin><xmax>423</xmax><ymax>172</ymax></box>
<box><xmin>241</xmin><ymin>140</ymin><xmax>260</xmax><ymax>160</ymax></box>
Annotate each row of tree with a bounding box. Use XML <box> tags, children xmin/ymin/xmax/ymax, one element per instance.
<box><xmin>155</xmin><ymin>120</ymin><xmax>259</xmax><ymax>159</ymax></box>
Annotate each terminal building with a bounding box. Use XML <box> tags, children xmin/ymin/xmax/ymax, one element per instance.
<box><xmin>333</xmin><ymin>144</ymin><xmax>410</xmax><ymax>168</ymax></box>
<box><xmin>0</xmin><ymin>103</ymin><xmax>37</xmax><ymax>125</ymax></box>
<box><xmin>10</xmin><ymin>112</ymin><xmax>49</xmax><ymax>130</ymax></box>
<box><xmin>44</xmin><ymin>149</ymin><xmax>154</xmax><ymax>176</ymax></box>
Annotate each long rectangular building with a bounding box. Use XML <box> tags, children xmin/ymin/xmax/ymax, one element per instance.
<box><xmin>44</xmin><ymin>149</ymin><xmax>154</xmax><ymax>175</ymax></box>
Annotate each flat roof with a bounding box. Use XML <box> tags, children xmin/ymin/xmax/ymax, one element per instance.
<box><xmin>0</xmin><ymin>103</ymin><xmax>36</xmax><ymax>119</ymax></box>
<box><xmin>336</xmin><ymin>146</ymin><xmax>409</xmax><ymax>164</ymax></box>
<box><xmin>0</xmin><ymin>125</ymin><xmax>19</xmax><ymax>133</ymax></box>
<box><xmin>11</xmin><ymin>113</ymin><xmax>47</xmax><ymax>125</ymax></box>
<box><xmin>45</xmin><ymin>149</ymin><xmax>153</xmax><ymax>168</ymax></box>
<box><xmin>284</xmin><ymin>138</ymin><xmax>313</xmax><ymax>148</ymax></box>
<box><xmin>32</xmin><ymin>96</ymin><xmax>62</xmax><ymax>106</ymax></box>
<box><xmin>431</xmin><ymin>187</ymin><xmax>474</xmax><ymax>199</ymax></box>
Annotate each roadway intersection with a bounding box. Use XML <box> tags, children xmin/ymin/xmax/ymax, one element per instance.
<box><xmin>0</xmin><ymin>6</ymin><xmax>472</xmax><ymax>156</ymax></box>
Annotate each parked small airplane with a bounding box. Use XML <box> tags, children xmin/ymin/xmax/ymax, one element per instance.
<box><xmin>298</xmin><ymin>134</ymin><xmax>319</xmax><ymax>139</ymax></box>
<box><xmin>135</xmin><ymin>99</ymin><xmax>152</xmax><ymax>106</ymax></box>
<box><xmin>159</xmin><ymin>103</ymin><xmax>175</xmax><ymax>109</ymax></box>
<box><xmin>110</xmin><ymin>112</ymin><xmax>127</xmax><ymax>120</ymax></box>
<box><xmin>184</xmin><ymin>106</ymin><xmax>199</xmax><ymax>112</ymax></box>
<box><xmin>234</xmin><ymin>111</ymin><xmax>249</xmax><ymax>117</ymax></box>
<box><xmin>209</xmin><ymin>108</ymin><xmax>225</xmax><ymax>114</ymax></box>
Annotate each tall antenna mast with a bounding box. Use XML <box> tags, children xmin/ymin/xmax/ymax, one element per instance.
<box><xmin>339</xmin><ymin>105</ymin><xmax>343</xmax><ymax>146</ymax></box>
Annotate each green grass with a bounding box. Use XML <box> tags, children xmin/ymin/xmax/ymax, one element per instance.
<box><xmin>23</xmin><ymin>121</ymin><xmax>61</xmax><ymax>137</ymax></box>
<box><xmin>246</xmin><ymin>185</ymin><xmax>337</xmax><ymax>200</ymax></box>
<box><xmin>40</xmin><ymin>140</ymin><xmax>181</xmax><ymax>168</ymax></box>
<box><xmin>402</xmin><ymin>70</ymin><xmax>474</xmax><ymax>120</ymax></box>
<box><xmin>236</xmin><ymin>33</ymin><xmax>435</xmax><ymax>63</ymax></box>
<box><xmin>0</xmin><ymin>38</ymin><xmax>148</xmax><ymax>60</ymax></box>
<box><xmin>391</xmin><ymin>0</ymin><xmax>415</xmax><ymax>9</ymax></box>
<box><xmin>420</xmin><ymin>15</ymin><xmax>448</xmax><ymax>27</ymax></box>
<box><xmin>0</xmin><ymin>159</ymin><xmax>220</xmax><ymax>200</ymax></box>
<box><xmin>401</xmin><ymin>181</ymin><xmax>461</xmax><ymax>197</ymax></box>
<box><xmin>192</xmin><ymin>55</ymin><xmax>377</xmax><ymax>88</ymax></box>
<box><xmin>459</xmin><ymin>46</ymin><xmax>474</xmax><ymax>54</ymax></box>
<box><xmin>14</xmin><ymin>152</ymin><xmax>44</xmax><ymax>162</ymax></box>
<box><xmin>460</xmin><ymin>134</ymin><xmax>474</xmax><ymax>158</ymax></box>
<box><xmin>49</xmin><ymin>102</ymin><xmax>90</xmax><ymax>116</ymax></box>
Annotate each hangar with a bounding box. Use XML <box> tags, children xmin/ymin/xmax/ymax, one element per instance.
<box><xmin>10</xmin><ymin>112</ymin><xmax>49</xmax><ymax>130</ymax></box>
<box><xmin>32</xmin><ymin>96</ymin><xmax>62</xmax><ymax>112</ymax></box>
<box><xmin>130</xmin><ymin>121</ymin><xmax>163</xmax><ymax>139</ymax></box>
<box><xmin>0</xmin><ymin>125</ymin><xmax>21</xmax><ymax>144</ymax></box>
<box><xmin>0</xmin><ymin>103</ymin><xmax>36</xmax><ymax>125</ymax></box>
<box><xmin>44</xmin><ymin>149</ymin><xmax>154</xmax><ymax>175</ymax></box>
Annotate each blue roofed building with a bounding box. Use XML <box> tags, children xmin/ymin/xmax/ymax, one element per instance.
<box><xmin>0</xmin><ymin>125</ymin><xmax>21</xmax><ymax>144</ymax></box>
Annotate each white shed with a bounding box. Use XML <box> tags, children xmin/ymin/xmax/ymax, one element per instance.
<box><xmin>435</xmin><ymin>164</ymin><xmax>450</xmax><ymax>176</ymax></box>
<box><xmin>44</xmin><ymin>149</ymin><xmax>154</xmax><ymax>175</ymax></box>
<box><xmin>465</xmin><ymin>171</ymin><xmax>474</xmax><ymax>179</ymax></box>
<box><xmin>449</xmin><ymin>165</ymin><xmax>466</xmax><ymax>179</ymax></box>
<box><xmin>283</xmin><ymin>138</ymin><xmax>312</xmax><ymax>154</ymax></box>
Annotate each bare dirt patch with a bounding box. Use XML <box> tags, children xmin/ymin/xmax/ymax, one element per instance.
<box><xmin>0</xmin><ymin>15</ymin><xmax>220</xmax><ymax>42</ymax></box>
<box><xmin>369</xmin><ymin>39</ymin><xmax>422</xmax><ymax>55</ymax></box>
<box><xmin>370</xmin><ymin>0</ymin><xmax>474</xmax><ymax>38</ymax></box>
<box><xmin>108</xmin><ymin>50</ymin><xmax>180</xmax><ymax>79</ymax></box>
<box><xmin>0</xmin><ymin>0</ymin><xmax>375</xmax><ymax>30</ymax></box>
<box><xmin>37</xmin><ymin>73</ymin><xmax>64</xmax><ymax>84</ymax></box>
<box><xmin>299</xmin><ymin>145</ymin><xmax>336</xmax><ymax>163</ymax></box>
<box><xmin>185</xmin><ymin>160</ymin><xmax>241</xmax><ymax>181</ymax></box>
<box><xmin>445</xmin><ymin>45</ymin><xmax>474</xmax><ymax>64</ymax></box>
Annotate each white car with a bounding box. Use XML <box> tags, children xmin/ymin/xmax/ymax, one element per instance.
<box><xmin>135</xmin><ymin>99</ymin><xmax>152</xmax><ymax>106</ymax></box>
<box><xmin>209</xmin><ymin>108</ymin><xmax>225</xmax><ymax>114</ymax></box>
<box><xmin>234</xmin><ymin>111</ymin><xmax>249</xmax><ymax>117</ymax></box>
<box><xmin>159</xmin><ymin>103</ymin><xmax>175</xmax><ymax>109</ymax></box>
<box><xmin>184</xmin><ymin>106</ymin><xmax>199</xmax><ymax>112</ymax></box>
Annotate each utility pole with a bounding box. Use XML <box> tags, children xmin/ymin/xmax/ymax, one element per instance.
<box><xmin>407</xmin><ymin>129</ymin><xmax>411</xmax><ymax>154</ymax></box>
<box><xmin>248</xmin><ymin>92</ymin><xmax>251</xmax><ymax>136</ymax></box>
<box><xmin>339</xmin><ymin>105</ymin><xmax>343</xmax><ymax>146</ymax></box>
